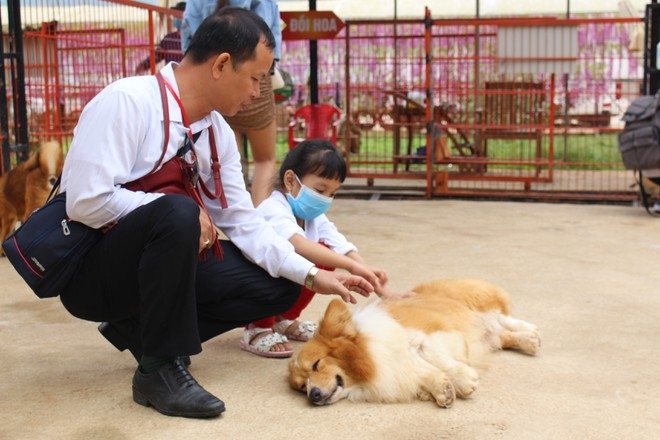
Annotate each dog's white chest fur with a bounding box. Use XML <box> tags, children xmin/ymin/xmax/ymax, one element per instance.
<box><xmin>350</xmin><ymin>302</ymin><xmax>457</xmax><ymax>403</ymax></box>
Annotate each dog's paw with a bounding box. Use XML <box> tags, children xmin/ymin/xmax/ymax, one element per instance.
<box><xmin>518</xmin><ymin>330</ymin><xmax>541</xmax><ymax>356</ymax></box>
<box><xmin>449</xmin><ymin>364</ymin><xmax>480</xmax><ymax>398</ymax></box>
<box><xmin>432</xmin><ymin>379</ymin><xmax>456</xmax><ymax>408</ymax></box>
<box><xmin>420</xmin><ymin>374</ymin><xmax>456</xmax><ymax>408</ymax></box>
<box><xmin>501</xmin><ymin>327</ymin><xmax>542</xmax><ymax>355</ymax></box>
<box><xmin>417</xmin><ymin>390</ymin><xmax>432</xmax><ymax>402</ymax></box>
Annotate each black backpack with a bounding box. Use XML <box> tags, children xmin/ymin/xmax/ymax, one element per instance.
<box><xmin>618</xmin><ymin>94</ymin><xmax>660</xmax><ymax>216</ymax></box>
<box><xmin>618</xmin><ymin>93</ymin><xmax>660</xmax><ymax>170</ymax></box>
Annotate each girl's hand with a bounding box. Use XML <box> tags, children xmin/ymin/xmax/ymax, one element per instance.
<box><xmin>370</xmin><ymin>266</ymin><xmax>389</xmax><ymax>286</ymax></box>
<box><xmin>348</xmin><ymin>262</ymin><xmax>383</xmax><ymax>292</ymax></box>
<box><xmin>375</xmin><ymin>284</ymin><xmax>416</xmax><ymax>300</ymax></box>
<box><xmin>312</xmin><ymin>270</ymin><xmax>373</xmax><ymax>303</ymax></box>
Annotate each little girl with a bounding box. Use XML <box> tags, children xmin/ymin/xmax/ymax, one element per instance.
<box><xmin>240</xmin><ymin>139</ymin><xmax>408</xmax><ymax>358</ymax></box>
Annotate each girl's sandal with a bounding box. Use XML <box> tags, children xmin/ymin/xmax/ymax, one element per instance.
<box><xmin>239</xmin><ymin>327</ymin><xmax>293</xmax><ymax>358</ymax></box>
<box><xmin>273</xmin><ymin>319</ymin><xmax>318</xmax><ymax>342</ymax></box>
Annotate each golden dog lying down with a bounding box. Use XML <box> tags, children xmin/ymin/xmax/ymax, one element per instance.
<box><xmin>288</xmin><ymin>279</ymin><xmax>540</xmax><ymax>407</ymax></box>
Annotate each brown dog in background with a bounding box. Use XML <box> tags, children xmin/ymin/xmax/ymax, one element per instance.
<box><xmin>0</xmin><ymin>141</ymin><xmax>63</xmax><ymax>246</ymax></box>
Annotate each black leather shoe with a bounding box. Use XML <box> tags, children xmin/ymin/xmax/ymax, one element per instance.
<box><xmin>98</xmin><ymin>322</ymin><xmax>192</xmax><ymax>367</ymax></box>
<box><xmin>132</xmin><ymin>358</ymin><xmax>225</xmax><ymax>418</ymax></box>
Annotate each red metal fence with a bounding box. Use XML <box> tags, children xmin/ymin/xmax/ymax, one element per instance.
<box><xmin>283</xmin><ymin>10</ymin><xmax>643</xmax><ymax>201</ymax></box>
<box><xmin>2</xmin><ymin>1</ymin><xmax>645</xmax><ymax>202</ymax></box>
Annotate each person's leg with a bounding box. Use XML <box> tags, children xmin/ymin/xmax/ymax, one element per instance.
<box><xmin>233</xmin><ymin>130</ymin><xmax>251</xmax><ymax>188</ymax></box>
<box><xmin>225</xmin><ymin>73</ymin><xmax>277</xmax><ymax>206</ymax></box>
<box><xmin>274</xmin><ymin>250</ymin><xmax>334</xmax><ymax>340</ymax></box>
<box><xmin>61</xmin><ymin>194</ymin><xmax>202</xmax><ymax>357</ymax></box>
<box><xmin>243</xmin><ymin>120</ymin><xmax>277</xmax><ymax>206</ymax></box>
<box><xmin>196</xmin><ymin>240</ymin><xmax>298</xmax><ymax>357</ymax></box>
<box><xmin>279</xmin><ymin>287</ymin><xmax>315</xmax><ymax>321</ymax></box>
<box><xmin>252</xmin><ymin>316</ymin><xmax>276</xmax><ymax>328</ymax></box>
<box><xmin>60</xmin><ymin>194</ymin><xmax>224</xmax><ymax>418</ymax></box>
<box><xmin>243</xmin><ymin>315</ymin><xmax>294</xmax><ymax>359</ymax></box>
<box><xmin>272</xmin><ymin>286</ymin><xmax>318</xmax><ymax>342</ymax></box>
<box><xmin>244</xmin><ymin>292</ymin><xmax>294</xmax><ymax>358</ymax></box>
<box><xmin>194</xmin><ymin>239</ymin><xmax>299</xmax><ymax>341</ymax></box>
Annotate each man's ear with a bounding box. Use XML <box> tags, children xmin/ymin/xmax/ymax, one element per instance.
<box><xmin>212</xmin><ymin>53</ymin><xmax>231</xmax><ymax>79</ymax></box>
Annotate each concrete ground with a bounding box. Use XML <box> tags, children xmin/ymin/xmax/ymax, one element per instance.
<box><xmin>1</xmin><ymin>198</ymin><xmax>659</xmax><ymax>440</ymax></box>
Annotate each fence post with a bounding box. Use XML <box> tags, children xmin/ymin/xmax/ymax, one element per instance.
<box><xmin>645</xmin><ymin>1</ymin><xmax>660</xmax><ymax>95</ymax></box>
<box><xmin>1</xmin><ymin>0</ymin><xmax>30</xmax><ymax>172</ymax></box>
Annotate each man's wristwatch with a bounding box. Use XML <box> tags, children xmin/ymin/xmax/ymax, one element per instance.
<box><xmin>304</xmin><ymin>266</ymin><xmax>320</xmax><ymax>290</ymax></box>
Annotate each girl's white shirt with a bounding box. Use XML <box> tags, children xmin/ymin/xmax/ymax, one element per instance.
<box><xmin>258</xmin><ymin>190</ymin><xmax>358</xmax><ymax>256</ymax></box>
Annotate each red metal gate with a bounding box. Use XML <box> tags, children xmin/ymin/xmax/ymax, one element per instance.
<box><xmin>4</xmin><ymin>1</ymin><xmax>645</xmax><ymax>203</ymax></box>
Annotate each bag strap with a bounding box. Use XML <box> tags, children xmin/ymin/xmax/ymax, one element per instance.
<box><xmin>151</xmin><ymin>73</ymin><xmax>171</xmax><ymax>175</ymax></box>
<box><xmin>46</xmin><ymin>174</ymin><xmax>61</xmax><ymax>203</ymax></box>
<box><xmin>154</xmin><ymin>72</ymin><xmax>225</xmax><ymax>259</ymax></box>
<box><xmin>198</xmin><ymin>127</ymin><xmax>227</xmax><ymax>208</ymax></box>
<box><xmin>155</xmin><ymin>72</ymin><xmax>227</xmax><ymax>209</ymax></box>
<box><xmin>149</xmin><ymin>72</ymin><xmax>172</xmax><ymax>176</ymax></box>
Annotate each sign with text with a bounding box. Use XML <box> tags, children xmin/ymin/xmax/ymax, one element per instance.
<box><xmin>281</xmin><ymin>11</ymin><xmax>345</xmax><ymax>41</ymax></box>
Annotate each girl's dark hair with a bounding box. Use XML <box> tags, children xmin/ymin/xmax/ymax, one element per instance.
<box><xmin>275</xmin><ymin>139</ymin><xmax>347</xmax><ymax>192</ymax></box>
<box><xmin>185</xmin><ymin>7</ymin><xmax>275</xmax><ymax>67</ymax></box>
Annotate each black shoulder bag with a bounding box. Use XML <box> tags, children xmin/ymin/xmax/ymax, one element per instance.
<box><xmin>1</xmin><ymin>178</ymin><xmax>104</xmax><ymax>298</ymax></box>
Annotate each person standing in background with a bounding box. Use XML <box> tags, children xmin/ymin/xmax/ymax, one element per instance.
<box><xmin>182</xmin><ymin>0</ymin><xmax>282</xmax><ymax>206</ymax></box>
<box><xmin>135</xmin><ymin>2</ymin><xmax>187</xmax><ymax>75</ymax></box>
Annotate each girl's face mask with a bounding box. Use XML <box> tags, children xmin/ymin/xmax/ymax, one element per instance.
<box><xmin>286</xmin><ymin>174</ymin><xmax>333</xmax><ymax>220</ymax></box>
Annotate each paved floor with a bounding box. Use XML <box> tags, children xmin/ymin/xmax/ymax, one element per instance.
<box><xmin>1</xmin><ymin>198</ymin><xmax>659</xmax><ymax>440</ymax></box>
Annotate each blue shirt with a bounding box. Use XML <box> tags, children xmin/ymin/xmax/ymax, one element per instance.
<box><xmin>181</xmin><ymin>0</ymin><xmax>282</xmax><ymax>59</ymax></box>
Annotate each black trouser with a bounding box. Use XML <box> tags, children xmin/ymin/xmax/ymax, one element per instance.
<box><xmin>60</xmin><ymin>194</ymin><xmax>299</xmax><ymax>357</ymax></box>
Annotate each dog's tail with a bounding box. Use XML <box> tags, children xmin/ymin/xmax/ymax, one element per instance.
<box><xmin>20</xmin><ymin>151</ymin><xmax>40</xmax><ymax>171</ymax></box>
<box><xmin>37</xmin><ymin>141</ymin><xmax>63</xmax><ymax>186</ymax></box>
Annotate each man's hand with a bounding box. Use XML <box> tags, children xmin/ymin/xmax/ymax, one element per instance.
<box><xmin>312</xmin><ymin>270</ymin><xmax>374</xmax><ymax>304</ymax></box>
<box><xmin>198</xmin><ymin>209</ymin><xmax>216</xmax><ymax>253</ymax></box>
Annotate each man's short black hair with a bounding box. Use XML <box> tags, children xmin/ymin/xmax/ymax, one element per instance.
<box><xmin>185</xmin><ymin>7</ymin><xmax>275</xmax><ymax>67</ymax></box>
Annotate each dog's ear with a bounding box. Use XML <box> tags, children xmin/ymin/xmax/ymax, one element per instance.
<box><xmin>335</xmin><ymin>343</ymin><xmax>375</xmax><ymax>383</ymax></box>
<box><xmin>318</xmin><ymin>299</ymin><xmax>357</xmax><ymax>339</ymax></box>
<box><xmin>318</xmin><ymin>300</ymin><xmax>375</xmax><ymax>383</ymax></box>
